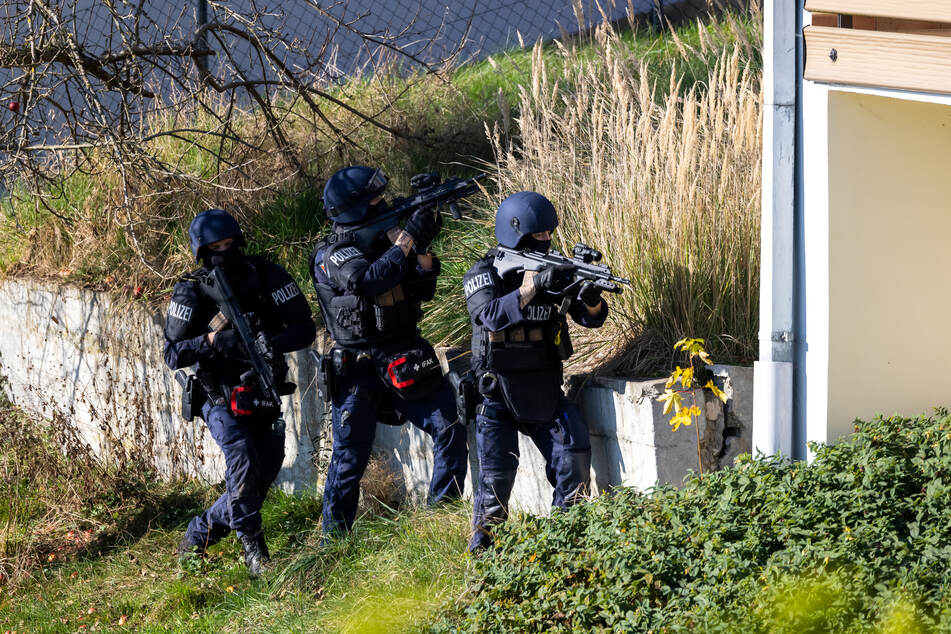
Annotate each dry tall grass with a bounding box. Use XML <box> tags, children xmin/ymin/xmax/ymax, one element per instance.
<box><xmin>487</xmin><ymin>21</ymin><xmax>762</xmax><ymax>372</ymax></box>
<box><xmin>0</xmin><ymin>72</ymin><xmax>488</xmax><ymax>291</ymax></box>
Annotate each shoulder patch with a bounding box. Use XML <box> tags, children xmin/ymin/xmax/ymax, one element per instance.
<box><xmin>271</xmin><ymin>281</ymin><xmax>302</xmax><ymax>305</ymax></box>
<box><xmin>167</xmin><ymin>300</ymin><xmax>194</xmax><ymax>323</ymax></box>
<box><xmin>463</xmin><ymin>271</ymin><xmax>494</xmax><ymax>299</ymax></box>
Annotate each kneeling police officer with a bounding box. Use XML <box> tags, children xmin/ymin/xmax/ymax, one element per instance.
<box><xmin>311</xmin><ymin>166</ymin><xmax>468</xmax><ymax>538</ymax></box>
<box><xmin>164</xmin><ymin>208</ymin><xmax>316</xmax><ymax>576</ymax></box>
<box><xmin>463</xmin><ymin>191</ymin><xmax>608</xmax><ymax>552</ymax></box>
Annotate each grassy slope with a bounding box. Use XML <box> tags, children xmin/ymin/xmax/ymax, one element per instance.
<box><xmin>0</xmin><ymin>397</ymin><xmax>470</xmax><ymax>633</ymax></box>
<box><xmin>1</xmin><ymin>488</ymin><xmax>471</xmax><ymax>633</ymax></box>
<box><xmin>14</xmin><ymin>406</ymin><xmax>951</xmax><ymax>634</ymax></box>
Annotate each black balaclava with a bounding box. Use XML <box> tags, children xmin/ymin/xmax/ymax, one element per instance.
<box><xmin>519</xmin><ymin>234</ymin><xmax>552</xmax><ymax>253</ymax></box>
<box><xmin>202</xmin><ymin>242</ymin><xmax>245</xmax><ymax>273</ymax></box>
<box><xmin>356</xmin><ymin>226</ymin><xmax>392</xmax><ymax>255</ymax></box>
<box><xmin>366</xmin><ymin>198</ymin><xmax>388</xmax><ymax>218</ymax></box>
<box><xmin>341</xmin><ymin>198</ymin><xmax>393</xmax><ymax>255</ymax></box>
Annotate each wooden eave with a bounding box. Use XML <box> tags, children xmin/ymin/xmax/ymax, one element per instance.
<box><xmin>805</xmin><ymin>1</ymin><xmax>951</xmax><ymax>23</ymax></box>
<box><xmin>804</xmin><ymin>2</ymin><xmax>951</xmax><ymax>95</ymax></box>
<box><xmin>804</xmin><ymin>26</ymin><xmax>951</xmax><ymax>95</ymax></box>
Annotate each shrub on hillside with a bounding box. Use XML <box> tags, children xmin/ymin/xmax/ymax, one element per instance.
<box><xmin>435</xmin><ymin>410</ymin><xmax>951</xmax><ymax>632</ymax></box>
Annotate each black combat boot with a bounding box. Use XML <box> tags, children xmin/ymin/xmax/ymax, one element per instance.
<box><xmin>240</xmin><ymin>531</ymin><xmax>270</xmax><ymax>578</ymax></box>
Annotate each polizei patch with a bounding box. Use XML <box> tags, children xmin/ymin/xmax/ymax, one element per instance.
<box><xmin>464</xmin><ymin>272</ymin><xmax>493</xmax><ymax>298</ymax></box>
<box><xmin>328</xmin><ymin>246</ymin><xmax>363</xmax><ymax>266</ymax></box>
<box><xmin>524</xmin><ymin>304</ymin><xmax>552</xmax><ymax>321</ymax></box>
<box><xmin>271</xmin><ymin>282</ymin><xmax>302</xmax><ymax>305</ymax></box>
<box><xmin>167</xmin><ymin>300</ymin><xmax>194</xmax><ymax>323</ymax></box>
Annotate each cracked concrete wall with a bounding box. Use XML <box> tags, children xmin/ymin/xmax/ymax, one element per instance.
<box><xmin>0</xmin><ymin>278</ymin><xmax>753</xmax><ymax>515</ymax></box>
<box><xmin>0</xmin><ymin>278</ymin><xmax>322</xmax><ymax>493</ymax></box>
<box><xmin>371</xmin><ymin>353</ymin><xmax>755</xmax><ymax>515</ymax></box>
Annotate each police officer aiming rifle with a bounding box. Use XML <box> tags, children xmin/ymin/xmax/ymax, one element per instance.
<box><xmin>164</xmin><ymin>208</ymin><xmax>316</xmax><ymax>577</ymax></box>
<box><xmin>463</xmin><ymin>191</ymin><xmax>620</xmax><ymax>552</ymax></box>
<box><xmin>310</xmin><ymin>166</ymin><xmax>471</xmax><ymax>539</ymax></box>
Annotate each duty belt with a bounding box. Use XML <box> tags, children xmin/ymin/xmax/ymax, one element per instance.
<box><xmin>488</xmin><ymin>326</ymin><xmax>545</xmax><ymax>344</ymax></box>
<box><xmin>374</xmin><ymin>284</ymin><xmax>405</xmax><ymax>307</ymax></box>
<box><xmin>475</xmin><ymin>402</ymin><xmax>516</xmax><ymax>423</ymax></box>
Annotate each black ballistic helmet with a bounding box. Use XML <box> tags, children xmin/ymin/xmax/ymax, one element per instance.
<box><xmin>188</xmin><ymin>208</ymin><xmax>246</xmax><ymax>261</ymax></box>
<box><xmin>323</xmin><ymin>166</ymin><xmax>388</xmax><ymax>225</ymax></box>
<box><xmin>494</xmin><ymin>191</ymin><xmax>559</xmax><ymax>248</ymax></box>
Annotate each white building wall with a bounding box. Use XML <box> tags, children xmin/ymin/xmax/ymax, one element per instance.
<box><xmin>799</xmin><ymin>0</ymin><xmax>951</xmax><ymax>445</ymax></box>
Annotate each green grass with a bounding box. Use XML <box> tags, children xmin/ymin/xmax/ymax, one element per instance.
<box><xmin>0</xmin><ymin>399</ymin><xmax>470</xmax><ymax>632</ymax></box>
<box><xmin>0</xmin><ymin>495</ymin><xmax>470</xmax><ymax>633</ymax></box>
<box><xmin>452</xmin><ymin>12</ymin><xmax>762</xmax><ymax>108</ymax></box>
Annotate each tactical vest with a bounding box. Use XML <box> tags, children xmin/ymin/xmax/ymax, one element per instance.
<box><xmin>195</xmin><ymin>259</ymin><xmax>283</xmax><ymax>336</ymax></box>
<box><xmin>471</xmin><ymin>313</ymin><xmax>573</xmax><ymax>374</ymax></box>
<box><xmin>188</xmin><ymin>258</ymin><xmax>286</xmax><ymax>406</ymax></box>
<box><xmin>469</xmin><ymin>256</ymin><xmax>573</xmax><ymax>424</ymax></box>
<box><xmin>311</xmin><ymin>233</ymin><xmax>421</xmax><ymax>349</ymax></box>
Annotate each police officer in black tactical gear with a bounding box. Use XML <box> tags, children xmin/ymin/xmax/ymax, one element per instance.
<box><xmin>310</xmin><ymin>165</ymin><xmax>468</xmax><ymax>538</ymax></box>
<box><xmin>164</xmin><ymin>208</ymin><xmax>316</xmax><ymax>577</ymax></box>
<box><xmin>463</xmin><ymin>191</ymin><xmax>608</xmax><ymax>552</ymax></box>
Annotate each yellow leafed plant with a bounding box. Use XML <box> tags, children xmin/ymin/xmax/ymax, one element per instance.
<box><xmin>657</xmin><ymin>337</ymin><xmax>728</xmax><ymax>474</ymax></box>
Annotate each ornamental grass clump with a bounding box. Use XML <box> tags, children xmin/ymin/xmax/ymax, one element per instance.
<box><xmin>433</xmin><ymin>409</ymin><xmax>951</xmax><ymax>633</ymax></box>
<box><xmin>488</xmin><ymin>19</ymin><xmax>762</xmax><ymax>372</ymax></box>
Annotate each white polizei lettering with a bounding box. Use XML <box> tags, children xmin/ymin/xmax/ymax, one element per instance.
<box><xmin>524</xmin><ymin>305</ymin><xmax>552</xmax><ymax>321</ymax></box>
<box><xmin>328</xmin><ymin>246</ymin><xmax>363</xmax><ymax>266</ymax></box>
<box><xmin>464</xmin><ymin>272</ymin><xmax>493</xmax><ymax>298</ymax></box>
<box><xmin>167</xmin><ymin>300</ymin><xmax>193</xmax><ymax>323</ymax></box>
<box><xmin>271</xmin><ymin>282</ymin><xmax>302</xmax><ymax>305</ymax></box>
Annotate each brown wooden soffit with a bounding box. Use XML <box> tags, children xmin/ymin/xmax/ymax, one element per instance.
<box><xmin>805</xmin><ymin>0</ymin><xmax>951</xmax><ymax>23</ymax></box>
<box><xmin>810</xmin><ymin>13</ymin><xmax>951</xmax><ymax>35</ymax></box>
<box><xmin>804</xmin><ymin>26</ymin><xmax>951</xmax><ymax>94</ymax></box>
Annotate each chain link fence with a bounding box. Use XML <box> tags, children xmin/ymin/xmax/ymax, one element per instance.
<box><xmin>239</xmin><ymin>0</ymin><xmax>744</xmax><ymax>75</ymax></box>
<box><xmin>0</xmin><ymin>0</ymin><xmax>752</xmax><ymax>198</ymax></box>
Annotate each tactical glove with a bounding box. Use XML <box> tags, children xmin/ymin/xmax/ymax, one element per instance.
<box><xmin>577</xmin><ymin>281</ymin><xmax>604</xmax><ymax>307</ymax></box>
<box><xmin>212</xmin><ymin>329</ymin><xmax>243</xmax><ymax>357</ymax></box>
<box><xmin>533</xmin><ymin>264</ymin><xmax>574</xmax><ymax>294</ymax></box>
<box><xmin>404</xmin><ymin>208</ymin><xmax>441</xmax><ymax>251</ymax></box>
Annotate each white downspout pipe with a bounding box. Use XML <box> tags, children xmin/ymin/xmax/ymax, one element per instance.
<box><xmin>752</xmin><ymin>0</ymin><xmax>797</xmax><ymax>458</ymax></box>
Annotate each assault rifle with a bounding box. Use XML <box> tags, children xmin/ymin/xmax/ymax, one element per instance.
<box><xmin>492</xmin><ymin>243</ymin><xmax>631</xmax><ymax>296</ymax></box>
<box><xmin>199</xmin><ymin>266</ymin><xmax>285</xmax><ymax>425</ymax></box>
<box><xmin>349</xmin><ymin>172</ymin><xmax>485</xmax><ymax>248</ymax></box>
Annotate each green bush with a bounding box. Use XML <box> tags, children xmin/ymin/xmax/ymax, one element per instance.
<box><xmin>435</xmin><ymin>410</ymin><xmax>951</xmax><ymax>633</ymax></box>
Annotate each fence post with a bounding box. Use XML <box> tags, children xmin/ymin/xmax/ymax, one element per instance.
<box><xmin>195</xmin><ymin>0</ymin><xmax>209</xmax><ymax>76</ymax></box>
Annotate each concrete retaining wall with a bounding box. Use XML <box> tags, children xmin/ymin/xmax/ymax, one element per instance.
<box><xmin>0</xmin><ymin>278</ymin><xmax>325</xmax><ymax>493</ymax></box>
<box><xmin>0</xmin><ymin>277</ymin><xmax>753</xmax><ymax>514</ymax></box>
